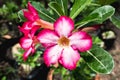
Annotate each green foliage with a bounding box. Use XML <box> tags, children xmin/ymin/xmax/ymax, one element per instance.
<box><xmin>55</xmin><ymin>0</ymin><xmax>68</xmax><ymax>15</ymax></box>
<box><xmin>90</xmin><ymin>5</ymin><xmax>115</xmax><ymax>23</ymax></box>
<box><xmin>110</xmin><ymin>13</ymin><xmax>120</xmax><ymax>29</ymax></box>
<box><xmin>0</xmin><ymin>2</ymin><xmax>18</xmax><ymax>21</ymax></box>
<box><xmin>31</xmin><ymin>1</ymin><xmax>56</xmax><ymax>22</ymax></box>
<box><xmin>92</xmin><ymin>36</ymin><xmax>104</xmax><ymax>47</ymax></box>
<box><xmin>71</xmin><ymin>62</ymin><xmax>96</xmax><ymax>80</ymax></box>
<box><xmin>95</xmin><ymin>0</ymin><xmax>116</xmax><ymax>5</ymax></box>
<box><xmin>1</xmin><ymin>76</ymin><xmax>6</xmax><ymax>80</ymax></box>
<box><xmin>75</xmin><ymin>5</ymin><xmax>115</xmax><ymax>28</ymax></box>
<box><xmin>70</xmin><ymin>0</ymin><xmax>92</xmax><ymax>19</ymax></box>
<box><xmin>0</xmin><ymin>63</ymin><xmax>18</xmax><ymax>80</ymax></box>
<box><xmin>54</xmin><ymin>60</ymin><xmax>96</xmax><ymax>80</ymax></box>
<box><xmin>48</xmin><ymin>2</ymin><xmax>64</xmax><ymax>16</ymax></box>
<box><xmin>18</xmin><ymin>10</ymin><xmax>26</xmax><ymax>22</ymax></box>
<box><xmin>81</xmin><ymin>44</ymin><xmax>114</xmax><ymax>74</ymax></box>
<box><xmin>15</xmin><ymin>48</ymin><xmax>42</xmax><ymax>68</ymax></box>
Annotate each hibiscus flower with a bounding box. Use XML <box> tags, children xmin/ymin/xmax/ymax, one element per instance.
<box><xmin>37</xmin><ymin>16</ymin><xmax>92</xmax><ymax>70</ymax></box>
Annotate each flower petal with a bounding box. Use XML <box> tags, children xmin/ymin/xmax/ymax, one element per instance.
<box><xmin>19</xmin><ymin>22</ymin><xmax>32</xmax><ymax>33</ymax></box>
<box><xmin>23</xmin><ymin>10</ymin><xmax>33</xmax><ymax>21</ymax></box>
<box><xmin>19</xmin><ymin>21</ymin><xmax>40</xmax><ymax>37</ymax></box>
<box><xmin>37</xmin><ymin>29</ymin><xmax>59</xmax><ymax>48</ymax></box>
<box><xmin>28</xmin><ymin>2</ymin><xmax>38</xmax><ymax>15</ymax></box>
<box><xmin>69</xmin><ymin>31</ymin><xmax>92</xmax><ymax>52</ymax></box>
<box><xmin>30</xmin><ymin>25</ymin><xmax>40</xmax><ymax>37</ymax></box>
<box><xmin>22</xmin><ymin>21</ymin><xmax>33</xmax><ymax>30</ymax></box>
<box><xmin>19</xmin><ymin>21</ymin><xmax>33</xmax><ymax>35</ymax></box>
<box><xmin>43</xmin><ymin>45</ymin><xmax>63</xmax><ymax>66</ymax></box>
<box><xmin>23</xmin><ymin>47</ymin><xmax>32</xmax><ymax>61</ymax></box>
<box><xmin>19</xmin><ymin>37</ymin><xmax>32</xmax><ymax>50</ymax></box>
<box><xmin>59</xmin><ymin>47</ymin><xmax>80</xmax><ymax>70</ymax></box>
<box><xmin>18</xmin><ymin>26</ymin><xmax>29</xmax><ymax>37</ymax></box>
<box><xmin>23</xmin><ymin>2</ymin><xmax>39</xmax><ymax>21</ymax></box>
<box><xmin>23</xmin><ymin>10</ymin><xmax>39</xmax><ymax>21</ymax></box>
<box><xmin>54</xmin><ymin>16</ymin><xmax>74</xmax><ymax>37</ymax></box>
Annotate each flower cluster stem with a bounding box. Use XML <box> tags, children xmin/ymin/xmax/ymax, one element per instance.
<box><xmin>47</xmin><ymin>63</ymin><xmax>59</xmax><ymax>80</ymax></box>
<box><xmin>47</xmin><ymin>69</ymin><xmax>54</xmax><ymax>80</ymax></box>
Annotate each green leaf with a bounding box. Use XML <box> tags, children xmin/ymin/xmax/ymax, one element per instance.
<box><xmin>90</xmin><ymin>5</ymin><xmax>115</xmax><ymax>23</ymax></box>
<box><xmin>31</xmin><ymin>1</ymin><xmax>56</xmax><ymax>22</ymax></box>
<box><xmin>48</xmin><ymin>2</ymin><xmax>64</xmax><ymax>16</ymax></box>
<box><xmin>82</xmin><ymin>45</ymin><xmax>114</xmax><ymax>74</ymax></box>
<box><xmin>70</xmin><ymin>0</ymin><xmax>92</xmax><ymax>19</ymax></box>
<box><xmin>96</xmin><ymin>0</ymin><xmax>116</xmax><ymax>5</ymax></box>
<box><xmin>75</xmin><ymin>5</ymin><xmax>115</xmax><ymax>28</ymax></box>
<box><xmin>18</xmin><ymin>10</ymin><xmax>26</xmax><ymax>22</ymax></box>
<box><xmin>75</xmin><ymin>13</ymin><xmax>100</xmax><ymax>27</ymax></box>
<box><xmin>110</xmin><ymin>14</ymin><xmax>120</xmax><ymax>29</ymax></box>
<box><xmin>1</xmin><ymin>76</ymin><xmax>6</xmax><ymax>80</ymax></box>
<box><xmin>55</xmin><ymin>0</ymin><xmax>68</xmax><ymax>15</ymax></box>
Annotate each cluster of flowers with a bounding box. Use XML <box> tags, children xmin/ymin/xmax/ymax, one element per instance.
<box><xmin>19</xmin><ymin>2</ymin><xmax>92</xmax><ymax>70</ymax></box>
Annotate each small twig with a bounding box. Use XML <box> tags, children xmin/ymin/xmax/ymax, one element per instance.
<box><xmin>94</xmin><ymin>74</ymin><xmax>100</xmax><ymax>80</ymax></box>
<box><xmin>47</xmin><ymin>69</ymin><xmax>54</xmax><ymax>80</ymax></box>
<box><xmin>47</xmin><ymin>63</ymin><xmax>59</xmax><ymax>80</ymax></box>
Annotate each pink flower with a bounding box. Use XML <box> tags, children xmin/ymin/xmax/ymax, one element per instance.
<box><xmin>19</xmin><ymin>26</ymin><xmax>39</xmax><ymax>61</ymax></box>
<box><xmin>23</xmin><ymin>2</ymin><xmax>39</xmax><ymax>21</ymax></box>
<box><xmin>18</xmin><ymin>21</ymin><xmax>41</xmax><ymax>37</ymax></box>
<box><xmin>37</xmin><ymin>16</ymin><xmax>92</xmax><ymax>70</ymax></box>
<box><xmin>23</xmin><ymin>2</ymin><xmax>54</xmax><ymax>30</ymax></box>
<box><xmin>19</xmin><ymin>20</ymin><xmax>40</xmax><ymax>61</ymax></box>
<box><xmin>19</xmin><ymin>2</ymin><xmax>54</xmax><ymax>61</ymax></box>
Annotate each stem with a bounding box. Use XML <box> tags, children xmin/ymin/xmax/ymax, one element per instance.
<box><xmin>47</xmin><ymin>63</ymin><xmax>59</xmax><ymax>80</ymax></box>
<box><xmin>94</xmin><ymin>74</ymin><xmax>100</xmax><ymax>80</ymax></box>
<box><xmin>47</xmin><ymin>69</ymin><xmax>54</xmax><ymax>80</ymax></box>
<box><xmin>36</xmin><ymin>19</ymin><xmax>54</xmax><ymax>30</ymax></box>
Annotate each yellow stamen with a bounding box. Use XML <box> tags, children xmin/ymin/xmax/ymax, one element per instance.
<box><xmin>58</xmin><ymin>36</ymin><xmax>70</xmax><ymax>47</ymax></box>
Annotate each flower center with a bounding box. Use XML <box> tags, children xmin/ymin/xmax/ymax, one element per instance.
<box><xmin>58</xmin><ymin>36</ymin><xmax>70</xmax><ymax>47</ymax></box>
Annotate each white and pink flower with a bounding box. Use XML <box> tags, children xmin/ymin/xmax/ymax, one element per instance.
<box><xmin>23</xmin><ymin>2</ymin><xmax>53</xmax><ymax>30</ymax></box>
<box><xmin>37</xmin><ymin>16</ymin><xmax>92</xmax><ymax>70</ymax></box>
<box><xmin>19</xmin><ymin>25</ymin><xmax>39</xmax><ymax>61</ymax></box>
<box><xmin>19</xmin><ymin>2</ymin><xmax>54</xmax><ymax>60</ymax></box>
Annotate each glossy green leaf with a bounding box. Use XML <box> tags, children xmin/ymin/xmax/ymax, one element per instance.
<box><xmin>96</xmin><ymin>0</ymin><xmax>116</xmax><ymax>5</ymax></box>
<box><xmin>110</xmin><ymin>14</ymin><xmax>120</xmax><ymax>29</ymax></box>
<box><xmin>75</xmin><ymin>13</ymin><xmax>100</xmax><ymax>28</ymax></box>
<box><xmin>90</xmin><ymin>5</ymin><xmax>115</xmax><ymax>23</ymax></box>
<box><xmin>48</xmin><ymin>2</ymin><xmax>64</xmax><ymax>16</ymax></box>
<box><xmin>32</xmin><ymin>1</ymin><xmax>56</xmax><ymax>22</ymax></box>
<box><xmin>81</xmin><ymin>45</ymin><xmax>114</xmax><ymax>74</ymax></box>
<box><xmin>75</xmin><ymin>5</ymin><xmax>115</xmax><ymax>28</ymax></box>
<box><xmin>70</xmin><ymin>0</ymin><xmax>92</xmax><ymax>19</ymax></box>
<box><xmin>18</xmin><ymin>10</ymin><xmax>26</xmax><ymax>22</ymax></box>
<box><xmin>55</xmin><ymin>0</ymin><xmax>68</xmax><ymax>15</ymax></box>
